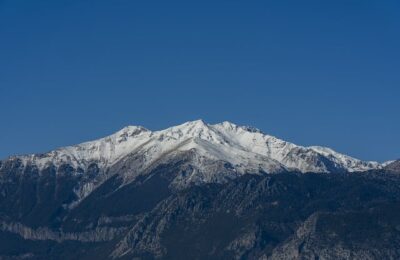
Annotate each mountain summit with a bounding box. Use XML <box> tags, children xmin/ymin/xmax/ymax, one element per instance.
<box><xmin>12</xmin><ymin>120</ymin><xmax>381</xmax><ymax>182</ymax></box>
<box><xmin>4</xmin><ymin>119</ymin><xmax>385</xmax><ymax>200</ymax></box>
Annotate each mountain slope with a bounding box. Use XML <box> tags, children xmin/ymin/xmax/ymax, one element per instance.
<box><xmin>111</xmin><ymin>172</ymin><xmax>400</xmax><ymax>260</ymax></box>
<box><xmin>384</xmin><ymin>160</ymin><xmax>400</xmax><ymax>173</ymax></box>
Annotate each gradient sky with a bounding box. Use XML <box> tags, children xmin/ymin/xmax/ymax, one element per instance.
<box><xmin>0</xmin><ymin>0</ymin><xmax>399</xmax><ymax>162</ymax></box>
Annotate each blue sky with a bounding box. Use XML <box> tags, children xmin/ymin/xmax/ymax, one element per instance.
<box><xmin>0</xmin><ymin>0</ymin><xmax>399</xmax><ymax>162</ymax></box>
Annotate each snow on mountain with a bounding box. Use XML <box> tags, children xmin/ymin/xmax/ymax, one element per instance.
<box><xmin>382</xmin><ymin>160</ymin><xmax>396</xmax><ymax>167</ymax></box>
<box><xmin>12</xmin><ymin>120</ymin><xmax>382</xmax><ymax>175</ymax></box>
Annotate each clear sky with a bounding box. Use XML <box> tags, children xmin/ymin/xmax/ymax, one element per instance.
<box><xmin>0</xmin><ymin>0</ymin><xmax>399</xmax><ymax>162</ymax></box>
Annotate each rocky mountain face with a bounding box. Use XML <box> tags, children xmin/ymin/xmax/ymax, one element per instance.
<box><xmin>0</xmin><ymin>120</ymin><xmax>397</xmax><ymax>259</ymax></box>
<box><xmin>384</xmin><ymin>160</ymin><xmax>400</xmax><ymax>173</ymax></box>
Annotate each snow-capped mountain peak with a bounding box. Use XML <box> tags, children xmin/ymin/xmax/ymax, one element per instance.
<box><xmin>156</xmin><ymin>119</ymin><xmax>220</xmax><ymax>142</ymax></box>
<box><xmin>12</xmin><ymin>120</ymin><xmax>382</xmax><ymax>175</ymax></box>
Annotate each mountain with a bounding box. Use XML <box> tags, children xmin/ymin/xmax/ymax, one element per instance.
<box><xmin>0</xmin><ymin>120</ymin><xmax>397</xmax><ymax>259</ymax></box>
<box><xmin>11</xmin><ymin>120</ymin><xmax>381</xmax><ymax>178</ymax></box>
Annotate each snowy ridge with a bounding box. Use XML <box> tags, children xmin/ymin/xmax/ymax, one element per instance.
<box><xmin>13</xmin><ymin>120</ymin><xmax>382</xmax><ymax>175</ymax></box>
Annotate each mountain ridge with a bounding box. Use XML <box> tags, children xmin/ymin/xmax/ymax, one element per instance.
<box><xmin>8</xmin><ymin>120</ymin><xmax>382</xmax><ymax>175</ymax></box>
